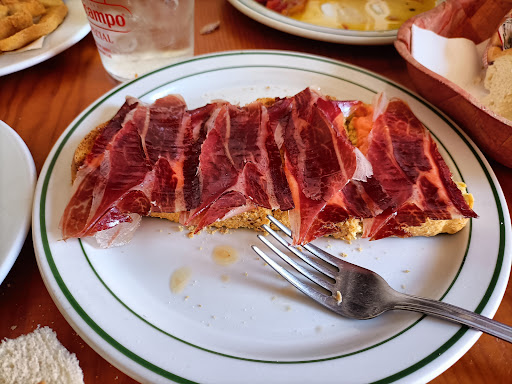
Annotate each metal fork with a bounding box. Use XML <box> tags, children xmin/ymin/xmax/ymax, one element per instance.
<box><xmin>252</xmin><ymin>215</ymin><xmax>512</xmax><ymax>343</ymax></box>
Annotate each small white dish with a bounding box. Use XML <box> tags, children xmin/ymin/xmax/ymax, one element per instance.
<box><xmin>228</xmin><ymin>0</ymin><xmax>397</xmax><ymax>45</ymax></box>
<box><xmin>0</xmin><ymin>0</ymin><xmax>90</xmax><ymax>77</ymax></box>
<box><xmin>0</xmin><ymin>121</ymin><xmax>36</xmax><ymax>285</ymax></box>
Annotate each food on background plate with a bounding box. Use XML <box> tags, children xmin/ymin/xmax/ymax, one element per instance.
<box><xmin>60</xmin><ymin>88</ymin><xmax>476</xmax><ymax>248</ymax></box>
<box><xmin>255</xmin><ymin>0</ymin><xmax>436</xmax><ymax>31</ymax></box>
<box><xmin>0</xmin><ymin>0</ymin><xmax>68</xmax><ymax>52</ymax></box>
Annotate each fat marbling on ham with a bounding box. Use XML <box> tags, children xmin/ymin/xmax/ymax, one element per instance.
<box><xmin>60</xmin><ymin>88</ymin><xmax>477</xmax><ymax>247</ymax></box>
<box><xmin>360</xmin><ymin>94</ymin><xmax>478</xmax><ymax>239</ymax></box>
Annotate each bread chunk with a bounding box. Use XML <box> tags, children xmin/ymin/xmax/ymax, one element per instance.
<box><xmin>483</xmin><ymin>54</ymin><xmax>512</xmax><ymax>121</ymax></box>
<box><xmin>0</xmin><ymin>327</ymin><xmax>84</xmax><ymax>384</ymax></box>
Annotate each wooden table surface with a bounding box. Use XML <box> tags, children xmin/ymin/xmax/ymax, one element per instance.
<box><xmin>1</xmin><ymin>1</ymin><xmax>511</xmax><ymax>383</ymax></box>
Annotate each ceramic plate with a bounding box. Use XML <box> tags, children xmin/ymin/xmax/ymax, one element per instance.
<box><xmin>0</xmin><ymin>0</ymin><xmax>90</xmax><ymax>77</ymax></box>
<box><xmin>227</xmin><ymin>0</ymin><xmax>398</xmax><ymax>45</ymax></box>
<box><xmin>0</xmin><ymin>121</ymin><xmax>36</xmax><ymax>285</ymax></box>
<box><xmin>33</xmin><ymin>51</ymin><xmax>511</xmax><ymax>384</ymax></box>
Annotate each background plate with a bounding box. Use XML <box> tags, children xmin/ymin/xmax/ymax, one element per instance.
<box><xmin>0</xmin><ymin>121</ymin><xmax>36</xmax><ymax>285</ymax></box>
<box><xmin>33</xmin><ymin>51</ymin><xmax>511</xmax><ymax>384</ymax></box>
<box><xmin>0</xmin><ymin>0</ymin><xmax>90</xmax><ymax>77</ymax></box>
<box><xmin>227</xmin><ymin>0</ymin><xmax>397</xmax><ymax>45</ymax></box>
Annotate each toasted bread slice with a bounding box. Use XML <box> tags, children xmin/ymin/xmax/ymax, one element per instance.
<box><xmin>70</xmin><ymin>99</ymin><xmax>473</xmax><ymax>241</ymax></box>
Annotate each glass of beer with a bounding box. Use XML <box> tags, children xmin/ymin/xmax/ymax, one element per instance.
<box><xmin>81</xmin><ymin>0</ymin><xmax>194</xmax><ymax>82</ymax></box>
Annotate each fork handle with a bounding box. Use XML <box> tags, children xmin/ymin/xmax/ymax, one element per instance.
<box><xmin>393</xmin><ymin>294</ymin><xmax>512</xmax><ymax>343</ymax></box>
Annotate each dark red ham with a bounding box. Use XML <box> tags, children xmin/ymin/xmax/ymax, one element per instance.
<box><xmin>60</xmin><ymin>89</ymin><xmax>477</xmax><ymax>247</ymax></box>
<box><xmin>85</xmin><ymin>97</ymin><xmax>139</xmax><ymax>167</ymax></box>
<box><xmin>286</xmin><ymin>97</ymin><xmax>386</xmax><ymax>243</ymax></box>
<box><xmin>183</xmin><ymin>101</ymin><xmax>292</xmax><ymax>232</ymax></box>
<box><xmin>275</xmin><ymin>88</ymin><xmax>371</xmax><ymax>244</ymax></box>
<box><xmin>361</xmin><ymin>95</ymin><xmax>477</xmax><ymax>240</ymax></box>
<box><xmin>61</xmin><ymin>103</ymin><xmax>152</xmax><ymax>241</ymax></box>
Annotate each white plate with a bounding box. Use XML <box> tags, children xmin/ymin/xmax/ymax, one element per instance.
<box><xmin>0</xmin><ymin>121</ymin><xmax>36</xmax><ymax>285</ymax></box>
<box><xmin>0</xmin><ymin>0</ymin><xmax>90</xmax><ymax>77</ymax></box>
<box><xmin>33</xmin><ymin>51</ymin><xmax>511</xmax><ymax>384</ymax></box>
<box><xmin>228</xmin><ymin>0</ymin><xmax>398</xmax><ymax>45</ymax></box>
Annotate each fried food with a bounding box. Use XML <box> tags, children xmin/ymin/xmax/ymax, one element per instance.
<box><xmin>6</xmin><ymin>0</ymin><xmax>46</xmax><ymax>17</ymax></box>
<box><xmin>0</xmin><ymin>0</ymin><xmax>67</xmax><ymax>52</ymax></box>
<box><xmin>0</xmin><ymin>10</ymin><xmax>32</xmax><ymax>39</ymax></box>
<box><xmin>0</xmin><ymin>5</ymin><xmax>8</xmax><ymax>18</ymax></box>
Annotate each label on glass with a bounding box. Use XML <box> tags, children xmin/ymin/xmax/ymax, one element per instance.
<box><xmin>81</xmin><ymin>0</ymin><xmax>133</xmax><ymax>57</ymax></box>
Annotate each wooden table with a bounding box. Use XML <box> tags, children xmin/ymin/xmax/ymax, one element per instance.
<box><xmin>1</xmin><ymin>1</ymin><xmax>510</xmax><ymax>382</ymax></box>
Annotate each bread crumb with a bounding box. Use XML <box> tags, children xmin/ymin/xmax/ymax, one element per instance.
<box><xmin>187</xmin><ymin>232</ymin><xmax>194</xmax><ymax>239</ymax></box>
<box><xmin>221</xmin><ymin>274</ymin><xmax>230</xmax><ymax>282</ymax></box>
<box><xmin>285</xmin><ymin>305</ymin><xmax>291</xmax><ymax>311</ymax></box>
<box><xmin>401</xmin><ymin>284</ymin><xmax>406</xmax><ymax>289</ymax></box>
<box><xmin>340</xmin><ymin>252</ymin><xmax>348</xmax><ymax>258</ymax></box>
<box><xmin>10</xmin><ymin>325</ymin><xmax>17</xmax><ymax>330</ymax></box>
<box><xmin>356</xmin><ymin>247</ymin><xmax>363</xmax><ymax>252</ymax></box>
<box><xmin>403</xmin><ymin>269</ymin><xmax>411</xmax><ymax>273</ymax></box>
<box><xmin>335</xmin><ymin>290</ymin><xmax>342</xmax><ymax>304</ymax></box>
<box><xmin>178</xmin><ymin>225</ymin><xmax>184</xmax><ymax>232</ymax></box>
<box><xmin>200</xmin><ymin>20</ymin><xmax>220</xmax><ymax>34</ymax></box>
<box><xmin>326</xmin><ymin>244</ymin><xmax>332</xmax><ymax>249</ymax></box>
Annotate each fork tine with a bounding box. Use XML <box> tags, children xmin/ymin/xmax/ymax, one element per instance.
<box><xmin>261</xmin><ymin>224</ymin><xmax>337</xmax><ymax>279</ymax></box>
<box><xmin>267</xmin><ymin>215</ymin><xmax>343</xmax><ymax>267</ymax></box>
<box><xmin>252</xmin><ymin>245</ymin><xmax>332</xmax><ymax>306</ymax></box>
<box><xmin>304</xmin><ymin>242</ymin><xmax>344</xmax><ymax>268</ymax></box>
<box><xmin>256</xmin><ymin>235</ymin><xmax>334</xmax><ymax>292</ymax></box>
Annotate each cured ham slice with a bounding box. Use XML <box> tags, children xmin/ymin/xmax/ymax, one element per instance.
<box><xmin>274</xmin><ymin>88</ymin><xmax>372</xmax><ymax>244</ymax></box>
<box><xmin>361</xmin><ymin>95</ymin><xmax>477</xmax><ymax>240</ymax></box>
<box><xmin>183</xmin><ymin>101</ymin><xmax>292</xmax><ymax>232</ymax></box>
<box><xmin>61</xmin><ymin>96</ymin><xmax>215</xmax><ymax>246</ymax></box>
<box><xmin>306</xmin><ymin>177</ymin><xmax>395</xmax><ymax>242</ymax></box>
<box><xmin>61</xmin><ymin>103</ymin><xmax>152</xmax><ymax>244</ymax></box>
<box><xmin>289</xmin><ymin>98</ymin><xmax>388</xmax><ymax>243</ymax></box>
<box><xmin>60</xmin><ymin>88</ymin><xmax>477</xmax><ymax>248</ymax></box>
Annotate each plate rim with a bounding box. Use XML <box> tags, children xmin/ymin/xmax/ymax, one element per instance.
<box><xmin>32</xmin><ymin>50</ymin><xmax>512</xmax><ymax>384</ymax></box>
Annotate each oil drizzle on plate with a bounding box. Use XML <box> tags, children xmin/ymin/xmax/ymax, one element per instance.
<box><xmin>170</xmin><ymin>266</ymin><xmax>192</xmax><ymax>294</ymax></box>
<box><xmin>212</xmin><ymin>245</ymin><xmax>239</xmax><ymax>266</ymax></box>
